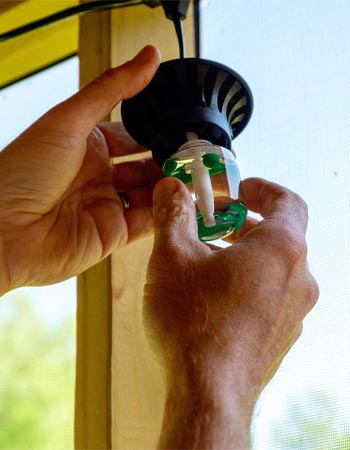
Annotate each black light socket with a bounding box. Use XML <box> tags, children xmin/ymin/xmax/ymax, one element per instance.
<box><xmin>121</xmin><ymin>58</ymin><xmax>253</xmax><ymax>167</ymax></box>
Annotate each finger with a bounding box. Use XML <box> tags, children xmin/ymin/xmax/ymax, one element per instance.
<box><xmin>152</xmin><ymin>177</ymin><xmax>200</xmax><ymax>248</ymax></box>
<box><xmin>124</xmin><ymin>206</ymin><xmax>154</xmax><ymax>244</ymax></box>
<box><xmin>45</xmin><ymin>46</ymin><xmax>161</xmax><ymax>138</ymax></box>
<box><xmin>122</xmin><ymin>185</ymin><xmax>155</xmax><ymax>208</ymax></box>
<box><xmin>240</xmin><ymin>177</ymin><xmax>309</xmax><ymax>234</ymax></box>
<box><xmin>85</xmin><ymin>199</ymin><xmax>155</xmax><ymax>252</ymax></box>
<box><xmin>222</xmin><ymin>216</ymin><xmax>260</xmax><ymax>244</ymax></box>
<box><xmin>83</xmin><ymin>199</ymin><xmax>127</xmax><ymax>256</ymax></box>
<box><xmin>97</xmin><ymin>122</ymin><xmax>149</xmax><ymax>157</ymax></box>
<box><xmin>113</xmin><ymin>158</ymin><xmax>163</xmax><ymax>190</ymax></box>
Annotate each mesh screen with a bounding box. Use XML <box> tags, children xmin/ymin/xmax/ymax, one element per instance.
<box><xmin>0</xmin><ymin>58</ymin><xmax>78</xmax><ymax>450</ymax></box>
<box><xmin>201</xmin><ymin>1</ymin><xmax>350</xmax><ymax>448</ymax></box>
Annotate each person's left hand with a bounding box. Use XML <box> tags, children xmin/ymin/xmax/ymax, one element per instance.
<box><xmin>0</xmin><ymin>46</ymin><xmax>161</xmax><ymax>293</ymax></box>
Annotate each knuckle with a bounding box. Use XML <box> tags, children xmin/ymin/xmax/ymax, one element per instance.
<box><xmin>168</xmin><ymin>202</ymin><xmax>192</xmax><ymax>226</ymax></box>
<box><xmin>266</xmin><ymin>224</ymin><xmax>308</xmax><ymax>263</ymax></box>
<box><xmin>156</xmin><ymin>193</ymin><xmax>193</xmax><ymax>227</ymax></box>
<box><xmin>101</xmin><ymin>67</ymin><xmax>119</xmax><ymax>82</ymax></box>
<box><xmin>285</xmin><ymin>234</ymin><xmax>308</xmax><ymax>262</ymax></box>
<box><xmin>297</xmin><ymin>275</ymin><xmax>319</xmax><ymax>316</ymax></box>
<box><xmin>290</xmin><ymin>191</ymin><xmax>308</xmax><ymax>214</ymax></box>
<box><xmin>292</xmin><ymin>193</ymin><xmax>309</xmax><ymax>224</ymax></box>
<box><xmin>279</xmin><ymin>187</ymin><xmax>308</xmax><ymax>215</ymax></box>
<box><xmin>286</xmin><ymin>189</ymin><xmax>309</xmax><ymax>226</ymax></box>
<box><xmin>305</xmin><ymin>277</ymin><xmax>320</xmax><ymax>309</ymax></box>
<box><xmin>154</xmin><ymin>192</ymin><xmax>199</xmax><ymax>251</ymax></box>
<box><xmin>92</xmin><ymin>67</ymin><xmax>124</xmax><ymax>93</ymax></box>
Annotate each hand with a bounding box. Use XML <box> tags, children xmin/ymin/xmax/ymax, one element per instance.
<box><xmin>0</xmin><ymin>46</ymin><xmax>161</xmax><ymax>293</ymax></box>
<box><xmin>144</xmin><ymin>176</ymin><xmax>319</xmax><ymax>449</ymax></box>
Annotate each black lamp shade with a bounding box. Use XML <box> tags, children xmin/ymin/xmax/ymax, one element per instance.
<box><xmin>121</xmin><ymin>58</ymin><xmax>253</xmax><ymax>167</ymax></box>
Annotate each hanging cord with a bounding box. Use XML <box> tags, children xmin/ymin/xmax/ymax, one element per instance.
<box><xmin>0</xmin><ymin>0</ymin><xmax>142</xmax><ymax>43</ymax></box>
<box><xmin>173</xmin><ymin>15</ymin><xmax>186</xmax><ymax>59</ymax></box>
<box><xmin>1</xmin><ymin>0</ymin><xmax>191</xmax><ymax>60</ymax></box>
<box><xmin>193</xmin><ymin>0</ymin><xmax>200</xmax><ymax>57</ymax></box>
<box><xmin>160</xmin><ymin>1</ymin><xmax>190</xmax><ymax>59</ymax></box>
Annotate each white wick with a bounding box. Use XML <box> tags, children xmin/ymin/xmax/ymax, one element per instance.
<box><xmin>189</xmin><ymin>157</ymin><xmax>216</xmax><ymax>227</ymax></box>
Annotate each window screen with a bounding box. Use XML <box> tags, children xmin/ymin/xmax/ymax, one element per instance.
<box><xmin>201</xmin><ymin>1</ymin><xmax>350</xmax><ymax>448</ymax></box>
<box><xmin>0</xmin><ymin>57</ymin><xmax>79</xmax><ymax>450</ymax></box>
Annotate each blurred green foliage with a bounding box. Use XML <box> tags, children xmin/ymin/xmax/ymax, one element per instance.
<box><xmin>0</xmin><ymin>292</ymin><xmax>349</xmax><ymax>449</ymax></box>
<box><xmin>269</xmin><ymin>390</ymin><xmax>350</xmax><ymax>449</ymax></box>
<box><xmin>0</xmin><ymin>293</ymin><xmax>75</xmax><ymax>449</ymax></box>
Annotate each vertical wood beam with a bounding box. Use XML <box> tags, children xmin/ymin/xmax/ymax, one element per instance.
<box><xmin>110</xmin><ymin>5</ymin><xmax>195</xmax><ymax>449</ymax></box>
<box><xmin>75</xmin><ymin>10</ymin><xmax>113</xmax><ymax>450</ymax></box>
<box><xmin>76</xmin><ymin>3</ymin><xmax>195</xmax><ymax>449</ymax></box>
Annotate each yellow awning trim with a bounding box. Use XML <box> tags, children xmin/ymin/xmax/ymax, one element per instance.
<box><xmin>0</xmin><ymin>0</ymin><xmax>79</xmax><ymax>89</ymax></box>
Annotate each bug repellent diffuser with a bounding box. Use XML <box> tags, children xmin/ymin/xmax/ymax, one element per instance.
<box><xmin>121</xmin><ymin>57</ymin><xmax>253</xmax><ymax>241</ymax></box>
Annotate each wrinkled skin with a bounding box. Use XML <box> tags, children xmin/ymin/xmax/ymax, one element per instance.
<box><xmin>144</xmin><ymin>176</ymin><xmax>319</xmax><ymax>449</ymax></box>
<box><xmin>0</xmin><ymin>46</ymin><xmax>161</xmax><ymax>291</ymax></box>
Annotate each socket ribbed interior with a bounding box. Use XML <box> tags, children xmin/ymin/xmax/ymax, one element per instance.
<box><xmin>121</xmin><ymin>58</ymin><xmax>253</xmax><ymax>167</ymax></box>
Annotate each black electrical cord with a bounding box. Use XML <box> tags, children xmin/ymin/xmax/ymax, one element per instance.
<box><xmin>0</xmin><ymin>0</ymin><xmax>142</xmax><ymax>43</ymax></box>
<box><xmin>173</xmin><ymin>15</ymin><xmax>186</xmax><ymax>59</ymax></box>
<box><xmin>193</xmin><ymin>0</ymin><xmax>200</xmax><ymax>57</ymax></box>
<box><xmin>1</xmin><ymin>0</ymin><xmax>192</xmax><ymax>63</ymax></box>
<box><xmin>159</xmin><ymin>1</ymin><xmax>190</xmax><ymax>59</ymax></box>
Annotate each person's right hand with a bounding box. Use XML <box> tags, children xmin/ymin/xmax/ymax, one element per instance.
<box><xmin>144</xmin><ymin>176</ymin><xmax>319</xmax><ymax>449</ymax></box>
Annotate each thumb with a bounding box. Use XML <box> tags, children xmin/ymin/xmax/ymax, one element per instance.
<box><xmin>0</xmin><ymin>47</ymin><xmax>160</xmax><ymax>217</ymax></box>
<box><xmin>153</xmin><ymin>177</ymin><xmax>199</xmax><ymax>248</ymax></box>
<box><xmin>44</xmin><ymin>45</ymin><xmax>161</xmax><ymax>137</ymax></box>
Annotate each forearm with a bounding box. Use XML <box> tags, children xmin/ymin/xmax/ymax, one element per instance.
<box><xmin>158</xmin><ymin>365</ymin><xmax>254</xmax><ymax>450</ymax></box>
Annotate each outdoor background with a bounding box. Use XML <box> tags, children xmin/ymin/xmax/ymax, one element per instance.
<box><xmin>0</xmin><ymin>0</ymin><xmax>350</xmax><ymax>448</ymax></box>
<box><xmin>201</xmin><ymin>0</ymin><xmax>350</xmax><ymax>448</ymax></box>
<box><xmin>0</xmin><ymin>57</ymin><xmax>79</xmax><ymax>449</ymax></box>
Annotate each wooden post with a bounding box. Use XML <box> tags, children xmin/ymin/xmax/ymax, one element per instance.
<box><xmin>76</xmin><ymin>3</ymin><xmax>195</xmax><ymax>449</ymax></box>
<box><xmin>75</xmin><ymin>11</ymin><xmax>113</xmax><ymax>450</ymax></box>
<box><xmin>110</xmin><ymin>5</ymin><xmax>194</xmax><ymax>449</ymax></box>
